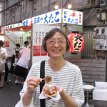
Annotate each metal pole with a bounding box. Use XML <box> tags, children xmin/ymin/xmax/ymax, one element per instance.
<box><xmin>106</xmin><ymin>52</ymin><xmax>107</xmax><ymax>81</ymax></box>
<box><xmin>30</xmin><ymin>0</ymin><xmax>34</xmax><ymax>67</ymax></box>
<box><xmin>60</xmin><ymin>0</ymin><xmax>63</xmax><ymax>29</ymax></box>
<box><xmin>48</xmin><ymin>0</ymin><xmax>51</xmax><ymax>11</ymax></box>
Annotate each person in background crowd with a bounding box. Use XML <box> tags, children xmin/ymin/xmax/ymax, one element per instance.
<box><xmin>4</xmin><ymin>60</ymin><xmax>10</xmax><ymax>82</ymax></box>
<box><xmin>0</xmin><ymin>40</ymin><xmax>8</xmax><ymax>88</ymax></box>
<box><xmin>9</xmin><ymin>43</ymin><xmax>21</xmax><ymax>74</ymax></box>
<box><xmin>14</xmin><ymin>41</ymin><xmax>30</xmax><ymax>84</ymax></box>
<box><xmin>15</xmin><ymin>28</ymin><xmax>84</xmax><ymax>107</ymax></box>
<box><xmin>15</xmin><ymin>43</ymin><xmax>21</xmax><ymax>58</ymax></box>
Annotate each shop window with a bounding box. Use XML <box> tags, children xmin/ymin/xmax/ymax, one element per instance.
<box><xmin>96</xmin><ymin>29</ymin><xmax>99</xmax><ymax>35</ymax></box>
<box><xmin>100</xmin><ymin>0</ymin><xmax>107</xmax><ymax>8</ymax></box>
<box><xmin>102</xmin><ymin>28</ymin><xmax>105</xmax><ymax>34</ymax></box>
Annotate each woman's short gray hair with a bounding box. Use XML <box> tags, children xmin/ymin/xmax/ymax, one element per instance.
<box><xmin>42</xmin><ymin>28</ymin><xmax>70</xmax><ymax>52</ymax></box>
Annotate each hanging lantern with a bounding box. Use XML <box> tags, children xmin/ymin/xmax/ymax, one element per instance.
<box><xmin>68</xmin><ymin>32</ymin><xmax>84</xmax><ymax>54</ymax></box>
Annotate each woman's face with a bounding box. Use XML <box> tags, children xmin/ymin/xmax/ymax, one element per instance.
<box><xmin>46</xmin><ymin>32</ymin><xmax>67</xmax><ymax>58</ymax></box>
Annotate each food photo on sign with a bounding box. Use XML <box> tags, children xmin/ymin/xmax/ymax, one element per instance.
<box><xmin>68</xmin><ymin>31</ymin><xmax>84</xmax><ymax>54</ymax></box>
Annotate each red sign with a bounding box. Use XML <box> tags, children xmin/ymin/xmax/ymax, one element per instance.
<box><xmin>33</xmin><ymin>45</ymin><xmax>47</xmax><ymax>56</ymax></box>
<box><xmin>68</xmin><ymin>33</ymin><xmax>84</xmax><ymax>53</ymax></box>
<box><xmin>33</xmin><ymin>45</ymin><xmax>41</xmax><ymax>56</ymax></box>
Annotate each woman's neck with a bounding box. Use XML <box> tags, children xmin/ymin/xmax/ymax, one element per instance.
<box><xmin>48</xmin><ymin>58</ymin><xmax>65</xmax><ymax>72</ymax></box>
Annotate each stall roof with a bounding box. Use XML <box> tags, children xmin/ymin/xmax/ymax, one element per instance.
<box><xmin>5</xmin><ymin>25</ymin><xmax>32</xmax><ymax>31</ymax></box>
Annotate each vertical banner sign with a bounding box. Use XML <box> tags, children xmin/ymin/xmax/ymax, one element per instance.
<box><xmin>33</xmin><ymin>31</ymin><xmax>47</xmax><ymax>56</ymax></box>
<box><xmin>68</xmin><ymin>33</ymin><xmax>84</xmax><ymax>53</ymax></box>
<box><xmin>41</xmin><ymin>32</ymin><xmax>47</xmax><ymax>56</ymax></box>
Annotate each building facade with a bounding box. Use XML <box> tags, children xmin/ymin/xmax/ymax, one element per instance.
<box><xmin>0</xmin><ymin>0</ymin><xmax>106</xmax><ymax>27</ymax></box>
<box><xmin>0</xmin><ymin>0</ymin><xmax>107</xmax><ymax>59</ymax></box>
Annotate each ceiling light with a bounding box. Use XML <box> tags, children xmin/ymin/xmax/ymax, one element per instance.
<box><xmin>54</xmin><ymin>4</ymin><xmax>59</xmax><ymax>9</ymax></box>
<box><xmin>67</xmin><ymin>4</ymin><xmax>72</xmax><ymax>9</ymax></box>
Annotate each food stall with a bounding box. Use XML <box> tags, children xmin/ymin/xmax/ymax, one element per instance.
<box><xmin>22</xmin><ymin>9</ymin><xmax>83</xmax><ymax>64</ymax></box>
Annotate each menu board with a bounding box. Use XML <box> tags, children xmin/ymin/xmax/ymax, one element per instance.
<box><xmin>94</xmin><ymin>27</ymin><xmax>107</xmax><ymax>51</ymax></box>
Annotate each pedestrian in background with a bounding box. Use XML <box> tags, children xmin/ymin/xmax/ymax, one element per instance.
<box><xmin>15</xmin><ymin>28</ymin><xmax>84</xmax><ymax>107</ymax></box>
<box><xmin>14</xmin><ymin>41</ymin><xmax>30</xmax><ymax>84</ymax></box>
<box><xmin>9</xmin><ymin>43</ymin><xmax>21</xmax><ymax>74</ymax></box>
<box><xmin>0</xmin><ymin>40</ymin><xmax>8</xmax><ymax>88</ymax></box>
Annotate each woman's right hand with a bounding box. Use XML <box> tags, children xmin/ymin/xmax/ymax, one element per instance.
<box><xmin>27</xmin><ymin>77</ymin><xmax>42</xmax><ymax>94</ymax></box>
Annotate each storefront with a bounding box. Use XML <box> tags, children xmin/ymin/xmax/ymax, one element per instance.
<box><xmin>22</xmin><ymin>9</ymin><xmax>83</xmax><ymax>64</ymax></box>
<box><xmin>1</xmin><ymin>23</ymin><xmax>32</xmax><ymax>57</ymax></box>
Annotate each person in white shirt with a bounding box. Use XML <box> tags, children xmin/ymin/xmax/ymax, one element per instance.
<box><xmin>14</xmin><ymin>41</ymin><xmax>30</xmax><ymax>84</ymax></box>
<box><xmin>0</xmin><ymin>40</ymin><xmax>8</xmax><ymax>88</ymax></box>
<box><xmin>9</xmin><ymin>43</ymin><xmax>21</xmax><ymax>75</ymax></box>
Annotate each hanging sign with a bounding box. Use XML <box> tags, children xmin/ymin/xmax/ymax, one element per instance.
<box><xmin>22</xmin><ymin>9</ymin><xmax>83</xmax><ymax>26</ymax></box>
<box><xmin>22</xmin><ymin>18</ymin><xmax>32</xmax><ymax>26</ymax></box>
<box><xmin>63</xmin><ymin>9</ymin><xmax>83</xmax><ymax>25</ymax></box>
<box><xmin>32</xmin><ymin>9</ymin><xmax>62</xmax><ymax>25</ymax></box>
<box><xmin>68</xmin><ymin>33</ymin><xmax>84</xmax><ymax>53</ymax></box>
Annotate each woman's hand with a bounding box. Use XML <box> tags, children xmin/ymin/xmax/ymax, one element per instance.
<box><xmin>27</xmin><ymin>77</ymin><xmax>42</xmax><ymax>94</ymax></box>
<box><xmin>56</xmin><ymin>86</ymin><xmax>64</xmax><ymax>94</ymax></box>
<box><xmin>22</xmin><ymin>77</ymin><xmax>42</xmax><ymax>106</ymax></box>
<box><xmin>42</xmin><ymin>85</ymin><xmax>58</xmax><ymax>97</ymax></box>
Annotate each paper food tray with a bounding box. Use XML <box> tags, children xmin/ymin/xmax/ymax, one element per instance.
<box><xmin>39</xmin><ymin>91</ymin><xmax>61</xmax><ymax>101</ymax></box>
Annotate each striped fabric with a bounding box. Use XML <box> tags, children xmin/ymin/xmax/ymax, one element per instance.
<box><xmin>20</xmin><ymin>60</ymin><xmax>84</xmax><ymax>107</ymax></box>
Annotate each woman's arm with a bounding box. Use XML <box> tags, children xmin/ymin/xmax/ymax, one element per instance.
<box><xmin>22</xmin><ymin>77</ymin><xmax>42</xmax><ymax>106</ymax></box>
<box><xmin>58</xmin><ymin>88</ymin><xmax>78</xmax><ymax>107</ymax></box>
<box><xmin>19</xmin><ymin>62</ymin><xmax>42</xmax><ymax>106</ymax></box>
<box><xmin>22</xmin><ymin>90</ymin><xmax>33</xmax><ymax>106</ymax></box>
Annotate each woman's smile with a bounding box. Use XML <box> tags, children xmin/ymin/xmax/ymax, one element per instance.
<box><xmin>46</xmin><ymin>32</ymin><xmax>66</xmax><ymax>57</ymax></box>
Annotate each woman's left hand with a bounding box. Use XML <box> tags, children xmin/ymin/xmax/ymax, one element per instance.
<box><xmin>56</xmin><ymin>86</ymin><xmax>65</xmax><ymax>95</ymax></box>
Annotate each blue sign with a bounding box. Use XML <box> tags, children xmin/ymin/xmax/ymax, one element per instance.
<box><xmin>32</xmin><ymin>9</ymin><xmax>61</xmax><ymax>24</ymax></box>
<box><xmin>22</xmin><ymin>19</ymin><xmax>29</xmax><ymax>26</ymax></box>
<box><xmin>22</xmin><ymin>18</ymin><xmax>32</xmax><ymax>26</ymax></box>
<box><xmin>22</xmin><ymin>9</ymin><xmax>83</xmax><ymax>26</ymax></box>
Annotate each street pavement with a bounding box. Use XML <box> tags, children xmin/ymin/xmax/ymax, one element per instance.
<box><xmin>0</xmin><ymin>74</ymin><xmax>23</xmax><ymax>107</ymax></box>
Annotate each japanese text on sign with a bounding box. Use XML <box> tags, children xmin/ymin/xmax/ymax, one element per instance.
<box><xmin>68</xmin><ymin>33</ymin><xmax>84</xmax><ymax>53</ymax></box>
<box><xmin>63</xmin><ymin>9</ymin><xmax>83</xmax><ymax>25</ymax></box>
<box><xmin>73</xmin><ymin>35</ymin><xmax>83</xmax><ymax>51</ymax></box>
<box><xmin>22</xmin><ymin>18</ymin><xmax>32</xmax><ymax>26</ymax></box>
<box><xmin>32</xmin><ymin>9</ymin><xmax>62</xmax><ymax>24</ymax></box>
<box><xmin>22</xmin><ymin>9</ymin><xmax>83</xmax><ymax>26</ymax></box>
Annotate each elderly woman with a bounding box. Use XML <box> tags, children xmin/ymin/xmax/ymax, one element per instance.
<box><xmin>16</xmin><ymin>28</ymin><xmax>84</xmax><ymax>107</ymax></box>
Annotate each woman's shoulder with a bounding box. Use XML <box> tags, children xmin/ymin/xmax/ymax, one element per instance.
<box><xmin>66</xmin><ymin>61</ymin><xmax>81</xmax><ymax>72</ymax></box>
<box><xmin>66</xmin><ymin>60</ymin><xmax>78</xmax><ymax>67</ymax></box>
